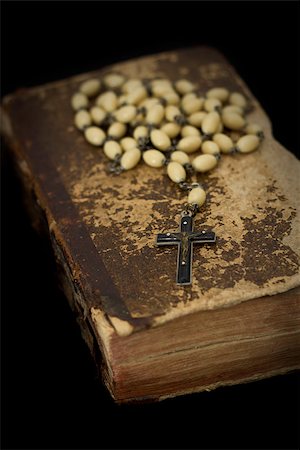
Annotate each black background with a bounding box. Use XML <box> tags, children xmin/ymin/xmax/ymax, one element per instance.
<box><xmin>1</xmin><ymin>2</ymin><xmax>299</xmax><ymax>449</ymax></box>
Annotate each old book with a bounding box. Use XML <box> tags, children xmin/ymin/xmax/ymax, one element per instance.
<box><xmin>1</xmin><ymin>47</ymin><xmax>300</xmax><ymax>403</ymax></box>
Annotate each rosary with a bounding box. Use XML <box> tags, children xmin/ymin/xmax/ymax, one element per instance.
<box><xmin>71</xmin><ymin>74</ymin><xmax>264</xmax><ymax>285</ymax></box>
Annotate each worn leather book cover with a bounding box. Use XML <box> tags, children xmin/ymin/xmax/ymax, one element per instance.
<box><xmin>2</xmin><ymin>47</ymin><xmax>300</xmax><ymax>402</ymax></box>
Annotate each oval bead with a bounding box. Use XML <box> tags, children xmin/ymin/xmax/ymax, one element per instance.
<box><xmin>175</xmin><ymin>79</ymin><xmax>195</xmax><ymax>95</ymax></box>
<box><xmin>222</xmin><ymin>112</ymin><xmax>245</xmax><ymax>130</ymax></box>
<box><xmin>188</xmin><ymin>187</ymin><xmax>206</xmax><ymax>207</ymax></box>
<box><xmin>229</xmin><ymin>92</ymin><xmax>247</xmax><ymax>109</ymax></box>
<box><xmin>146</xmin><ymin>104</ymin><xmax>165</xmax><ymax>125</ymax></box>
<box><xmin>245</xmin><ymin>123</ymin><xmax>263</xmax><ymax>136</ymax></box>
<box><xmin>192</xmin><ymin>154</ymin><xmax>218</xmax><ymax>172</ymax></box>
<box><xmin>143</xmin><ymin>149</ymin><xmax>166</xmax><ymax>168</ymax></box>
<box><xmin>79</xmin><ymin>78</ymin><xmax>101</xmax><ymax>97</ymax></box>
<box><xmin>74</xmin><ymin>110</ymin><xmax>92</xmax><ymax>130</ymax></box>
<box><xmin>206</xmin><ymin>87</ymin><xmax>229</xmax><ymax>103</ymax></box>
<box><xmin>122</xmin><ymin>78</ymin><xmax>143</xmax><ymax>94</ymax></box>
<box><xmin>201</xmin><ymin>111</ymin><xmax>221</xmax><ymax>135</ymax></box>
<box><xmin>204</xmin><ymin>98</ymin><xmax>222</xmax><ymax>112</ymax></box>
<box><xmin>120</xmin><ymin>137</ymin><xmax>137</xmax><ymax>152</ymax></box>
<box><xmin>90</xmin><ymin>106</ymin><xmax>106</xmax><ymax>125</ymax></box>
<box><xmin>141</xmin><ymin>97</ymin><xmax>159</xmax><ymax>110</ymax></box>
<box><xmin>181</xmin><ymin>125</ymin><xmax>201</xmax><ymax>137</ymax></box>
<box><xmin>171</xmin><ymin>151</ymin><xmax>190</xmax><ymax>165</ymax></box>
<box><xmin>177</xmin><ymin>136</ymin><xmax>202</xmax><ymax>153</ymax></box>
<box><xmin>201</xmin><ymin>140</ymin><xmax>220</xmax><ymax>155</ymax></box>
<box><xmin>114</xmin><ymin>105</ymin><xmax>136</xmax><ymax>123</ymax></box>
<box><xmin>126</xmin><ymin>86</ymin><xmax>148</xmax><ymax>105</ymax></box>
<box><xmin>96</xmin><ymin>91</ymin><xmax>118</xmax><ymax>112</ymax></box>
<box><xmin>162</xmin><ymin>90</ymin><xmax>180</xmax><ymax>105</ymax></box>
<box><xmin>188</xmin><ymin>111</ymin><xmax>207</xmax><ymax>127</ymax></box>
<box><xmin>150</xmin><ymin>129</ymin><xmax>171</xmax><ymax>151</ymax></box>
<box><xmin>71</xmin><ymin>92</ymin><xmax>89</xmax><ymax>111</ymax></box>
<box><xmin>165</xmin><ymin>105</ymin><xmax>181</xmax><ymax>122</ymax></box>
<box><xmin>213</xmin><ymin>133</ymin><xmax>234</xmax><ymax>154</ymax></box>
<box><xmin>236</xmin><ymin>135</ymin><xmax>260</xmax><ymax>153</ymax></box>
<box><xmin>108</xmin><ymin>122</ymin><xmax>127</xmax><ymax>139</ymax></box>
<box><xmin>84</xmin><ymin>126</ymin><xmax>106</xmax><ymax>146</ymax></box>
<box><xmin>121</xmin><ymin>147</ymin><xmax>141</xmax><ymax>170</ymax></box>
<box><xmin>222</xmin><ymin>105</ymin><xmax>244</xmax><ymax>116</ymax></box>
<box><xmin>160</xmin><ymin>122</ymin><xmax>181</xmax><ymax>138</ymax></box>
<box><xmin>133</xmin><ymin>126</ymin><xmax>149</xmax><ymax>140</ymax></box>
<box><xmin>167</xmin><ymin>162</ymin><xmax>186</xmax><ymax>183</ymax></box>
<box><xmin>104</xmin><ymin>73</ymin><xmax>125</xmax><ymax>89</ymax></box>
<box><xmin>103</xmin><ymin>141</ymin><xmax>122</xmax><ymax>160</ymax></box>
<box><xmin>182</xmin><ymin>97</ymin><xmax>203</xmax><ymax>115</ymax></box>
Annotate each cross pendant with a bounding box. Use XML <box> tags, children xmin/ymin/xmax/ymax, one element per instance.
<box><xmin>156</xmin><ymin>215</ymin><xmax>216</xmax><ymax>285</ymax></box>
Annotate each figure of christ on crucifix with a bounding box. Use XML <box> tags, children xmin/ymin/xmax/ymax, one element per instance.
<box><xmin>156</xmin><ymin>215</ymin><xmax>216</xmax><ymax>285</ymax></box>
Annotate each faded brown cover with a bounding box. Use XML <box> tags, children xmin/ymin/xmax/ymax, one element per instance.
<box><xmin>1</xmin><ymin>47</ymin><xmax>300</xmax><ymax>338</ymax></box>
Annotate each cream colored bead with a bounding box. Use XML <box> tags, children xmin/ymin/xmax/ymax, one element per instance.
<box><xmin>122</xmin><ymin>78</ymin><xmax>143</xmax><ymax>94</ymax></box>
<box><xmin>96</xmin><ymin>91</ymin><xmax>118</xmax><ymax>112</ymax></box>
<box><xmin>171</xmin><ymin>151</ymin><xmax>190</xmax><ymax>165</ymax></box>
<box><xmin>151</xmin><ymin>79</ymin><xmax>173</xmax><ymax>97</ymax></box>
<box><xmin>146</xmin><ymin>104</ymin><xmax>165</xmax><ymax>125</ymax></box>
<box><xmin>188</xmin><ymin>187</ymin><xmax>206</xmax><ymax>207</ymax></box>
<box><xmin>192</xmin><ymin>154</ymin><xmax>218</xmax><ymax>172</ymax></box>
<box><xmin>143</xmin><ymin>149</ymin><xmax>166</xmax><ymax>168</ymax></box>
<box><xmin>181</xmin><ymin>125</ymin><xmax>201</xmax><ymax>137</ymax></box>
<box><xmin>217</xmin><ymin>121</ymin><xmax>224</xmax><ymax>133</ymax></box>
<box><xmin>150</xmin><ymin>129</ymin><xmax>171</xmax><ymax>151</ymax></box>
<box><xmin>222</xmin><ymin>105</ymin><xmax>244</xmax><ymax>116</ymax></box>
<box><xmin>114</xmin><ymin>105</ymin><xmax>136</xmax><ymax>123</ymax></box>
<box><xmin>133</xmin><ymin>126</ymin><xmax>148</xmax><ymax>140</ymax></box>
<box><xmin>188</xmin><ymin>111</ymin><xmax>207</xmax><ymax>127</ymax></box>
<box><xmin>213</xmin><ymin>133</ymin><xmax>234</xmax><ymax>154</ymax></box>
<box><xmin>177</xmin><ymin>136</ymin><xmax>202</xmax><ymax>154</ymax></box>
<box><xmin>162</xmin><ymin>90</ymin><xmax>180</xmax><ymax>105</ymax></box>
<box><xmin>84</xmin><ymin>126</ymin><xmax>106</xmax><ymax>146</ymax></box>
<box><xmin>229</xmin><ymin>92</ymin><xmax>247</xmax><ymax>109</ymax></box>
<box><xmin>204</xmin><ymin>98</ymin><xmax>222</xmax><ymax>112</ymax></box>
<box><xmin>181</xmin><ymin>92</ymin><xmax>197</xmax><ymax>103</ymax></box>
<box><xmin>121</xmin><ymin>147</ymin><xmax>141</xmax><ymax>170</ymax></box>
<box><xmin>71</xmin><ymin>92</ymin><xmax>89</xmax><ymax>111</ymax></box>
<box><xmin>222</xmin><ymin>112</ymin><xmax>245</xmax><ymax>130</ymax></box>
<box><xmin>167</xmin><ymin>162</ymin><xmax>186</xmax><ymax>183</ymax></box>
<box><xmin>108</xmin><ymin>122</ymin><xmax>127</xmax><ymax>139</ymax></box>
<box><xmin>141</xmin><ymin>97</ymin><xmax>159</xmax><ymax>109</ymax></box>
<box><xmin>236</xmin><ymin>135</ymin><xmax>260</xmax><ymax>153</ymax></box>
<box><xmin>120</xmin><ymin>137</ymin><xmax>137</xmax><ymax>152</ymax></box>
<box><xmin>118</xmin><ymin>95</ymin><xmax>127</xmax><ymax>106</ymax></box>
<box><xmin>160</xmin><ymin>122</ymin><xmax>181</xmax><ymax>138</ymax></box>
<box><xmin>201</xmin><ymin>111</ymin><xmax>221</xmax><ymax>135</ymax></box>
<box><xmin>79</xmin><ymin>78</ymin><xmax>101</xmax><ymax>97</ymax></box>
<box><xmin>201</xmin><ymin>140</ymin><xmax>220</xmax><ymax>155</ymax></box>
<box><xmin>165</xmin><ymin>105</ymin><xmax>181</xmax><ymax>122</ymax></box>
<box><xmin>206</xmin><ymin>87</ymin><xmax>229</xmax><ymax>103</ymax></box>
<box><xmin>182</xmin><ymin>97</ymin><xmax>203</xmax><ymax>115</ymax></box>
<box><xmin>104</xmin><ymin>73</ymin><xmax>125</xmax><ymax>89</ymax></box>
<box><xmin>245</xmin><ymin>123</ymin><xmax>263</xmax><ymax>136</ymax></box>
<box><xmin>126</xmin><ymin>86</ymin><xmax>148</xmax><ymax>105</ymax></box>
<box><xmin>175</xmin><ymin>79</ymin><xmax>195</xmax><ymax>95</ymax></box>
<box><xmin>90</xmin><ymin>106</ymin><xmax>106</xmax><ymax>125</ymax></box>
<box><xmin>103</xmin><ymin>141</ymin><xmax>122</xmax><ymax>160</ymax></box>
<box><xmin>74</xmin><ymin>110</ymin><xmax>92</xmax><ymax>130</ymax></box>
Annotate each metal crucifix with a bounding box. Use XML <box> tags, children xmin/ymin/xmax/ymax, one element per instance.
<box><xmin>156</xmin><ymin>215</ymin><xmax>216</xmax><ymax>285</ymax></box>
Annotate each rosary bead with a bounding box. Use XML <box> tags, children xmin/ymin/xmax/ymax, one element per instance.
<box><xmin>222</xmin><ymin>112</ymin><xmax>245</xmax><ymax>130</ymax></box>
<box><xmin>201</xmin><ymin>111</ymin><xmax>221</xmax><ymax>135</ymax></box>
<box><xmin>122</xmin><ymin>78</ymin><xmax>143</xmax><ymax>94</ymax></box>
<box><xmin>167</xmin><ymin>161</ymin><xmax>186</xmax><ymax>183</ymax></box>
<box><xmin>146</xmin><ymin>104</ymin><xmax>165</xmax><ymax>125</ymax></box>
<box><xmin>204</xmin><ymin>98</ymin><xmax>222</xmax><ymax>112</ymax></box>
<box><xmin>192</xmin><ymin>154</ymin><xmax>218</xmax><ymax>172</ymax></box>
<box><xmin>126</xmin><ymin>86</ymin><xmax>148</xmax><ymax>105</ymax></box>
<box><xmin>90</xmin><ymin>106</ymin><xmax>106</xmax><ymax>125</ymax></box>
<box><xmin>103</xmin><ymin>73</ymin><xmax>125</xmax><ymax>89</ymax></box>
<box><xmin>104</xmin><ymin>141</ymin><xmax>122</xmax><ymax>160</ymax></box>
<box><xmin>181</xmin><ymin>125</ymin><xmax>201</xmax><ymax>137</ymax></box>
<box><xmin>213</xmin><ymin>133</ymin><xmax>234</xmax><ymax>154</ymax></box>
<box><xmin>133</xmin><ymin>126</ymin><xmax>149</xmax><ymax>140</ymax></box>
<box><xmin>229</xmin><ymin>92</ymin><xmax>247</xmax><ymax>109</ymax></box>
<box><xmin>84</xmin><ymin>126</ymin><xmax>106</xmax><ymax>146</ymax></box>
<box><xmin>150</xmin><ymin>129</ymin><xmax>171</xmax><ymax>151</ymax></box>
<box><xmin>79</xmin><ymin>78</ymin><xmax>101</xmax><ymax>97</ymax></box>
<box><xmin>160</xmin><ymin>122</ymin><xmax>181</xmax><ymax>138</ymax></box>
<box><xmin>201</xmin><ymin>140</ymin><xmax>220</xmax><ymax>155</ymax></box>
<box><xmin>245</xmin><ymin>123</ymin><xmax>264</xmax><ymax>136</ymax></box>
<box><xmin>170</xmin><ymin>151</ymin><xmax>190</xmax><ymax>165</ymax></box>
<box><xmin>236</xmin><ymin>134</ymin><xmax>260</xmax><ymax>153</ymax></box>
<box><xmin>114</xmin><ymin>105</ymin><xmax>137</xmax><ymax>123</ymax></box>
<box><xmin>177</xmin><ymin>136</ymin><xmax>202</xmax><ymax>154</ymax></box>
<box><xmin>71</xmin><ymin>92</ymin><xmax>89</xmax><ymax>111</ymax></box>
<box><xmin>143</xmin><ymin>149</ymin><xmax>166</xmax><ymax>168</ymax></box>
<box><xmin>151</xmin><ymin>79</ymin><xmax>173</xmax><ymax>97</ymax></box>
<box><xmin>188</xmin><ymin>187</ymin><xmax>206</xmax><ymax>207</ymax></box>
<box><xmin>165</xmin><ymin>105</ymin><xmax>181</xmax><ymax>122</ymax></box>
<box><xmin>121</xmin><ymin>147</ymin><xmax>141</xmax><ymax>170</ymax></box>
<box><xmin>96</xmin><ymin>91</ymin><xmax>118</xmax><ymax>112</ymax></box>
<box><xmin>174</xmin><ymin>79</ymin><xmax>196</xmax><ymax>95</ymax></box>
<box><xmin>206</xmin><ymin>87</ymin><xmax>229</xmax><ymax>103</ymax></box>
<box><xmin>222</xmin><ymin>105</ymin><xmax>244</xmax><ymax>116</ymax></box>
<box><xmin>188</xmin><ymin>111</ymin><xmax>207</xmax><ymax>127</ymax></box>
<box><xmin>181</xmin><ymin>96</ymin><xmax>203</xmax><ymax>115</ymax></box>
<box><xmin>120</xmin><ymin>137</ymin><xmax>137</xmax><ymax>151</ymax></box>
<box><xmin>74</xmin><ymin>109</ymin><xmax>92</xmax><ymax>130</ymax></box>
<box><xmin>108</xmin><ymin>122</ymin><xmax>127</xmax><ymax>139</ymax></box>
<box><xmin>162</xmin><ymin>90</ymin><xmax>180</xmax><ymax>105</ymax></box>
